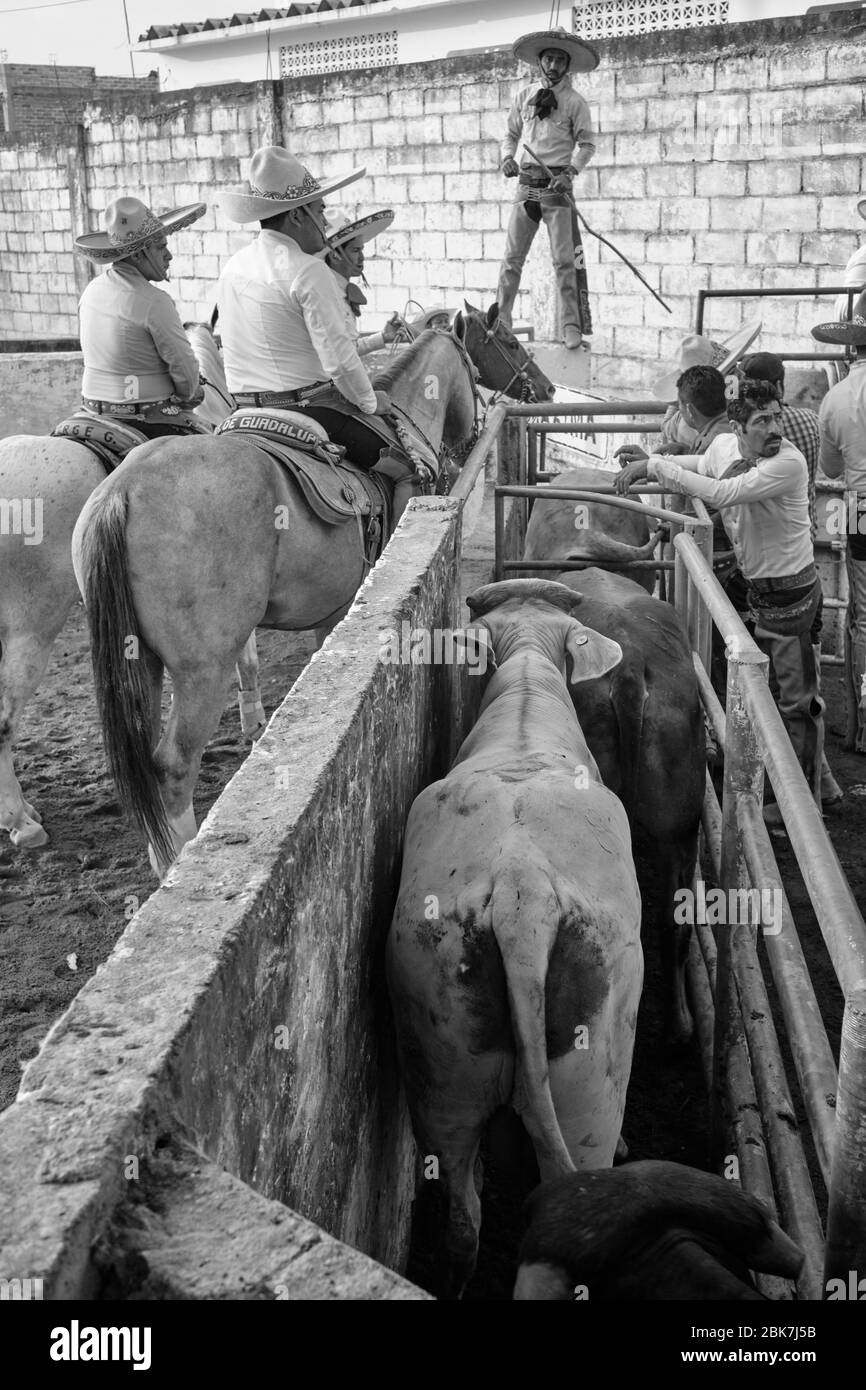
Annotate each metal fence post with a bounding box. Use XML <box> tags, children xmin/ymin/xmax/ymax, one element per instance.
<box><xmin>823</xmin><ymin>987</ymin><xmax>866</xmax><ymax>1297</ymax></box>
<box><xmin>711</xmin><ymin>647</ymin><xmax>768</xmax><ymax>1167</ymax></box>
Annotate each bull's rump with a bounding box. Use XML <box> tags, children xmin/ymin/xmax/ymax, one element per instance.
<box><xmin>387</xmin><ymin>764</ymin><xmax>642</xmax><ymax>1067</ymax></box>
<box><xmin>523</xmin><ymin>465</ymin><xmax>650</xmax><ymax>563</ymax></box>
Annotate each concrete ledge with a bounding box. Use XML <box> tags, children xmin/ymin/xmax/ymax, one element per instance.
<box><xmin>0</xmin><ymin>351</ymin><xmax>82</xmax><ymax>436</ymax></box>
<box><xmin>0</xmin><ymin>498</ymin><xmax>466</xmax><ymax>1297</ymax></box>
<box><xmin>99</xmin><ymin>1139</ymin><xmax>430</xmax><ymax>1300</ymax></box>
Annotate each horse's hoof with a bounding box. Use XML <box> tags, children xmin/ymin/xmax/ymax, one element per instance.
<box><xmin>245</xmin><ymin>719</ymin><xmax>268</xmax><ymax>743</ymax></box>
<box><xmin>22</xmin><ymin>801</ymin><xmax>43</xmax><ymax>824</ymax></box>
<box><xmin>10</xmin><ymin>818</ymin><xmax>48</xmax><ymax>849</ymax></box>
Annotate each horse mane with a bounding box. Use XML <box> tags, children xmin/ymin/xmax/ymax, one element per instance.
<box><xmin>373</xmin><ymin>329</ymin><xmax>442</xmax><ymax>392</ymax></box>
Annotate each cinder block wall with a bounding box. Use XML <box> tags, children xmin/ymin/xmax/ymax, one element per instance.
<box><xmin>0</xmin><ymin>11</ymin><xmax>863</xmax><ymax>391</ymax></box>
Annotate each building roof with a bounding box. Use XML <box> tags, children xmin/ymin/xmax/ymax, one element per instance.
<box><xmin>139</xmin><ymin>3</ymin><xmax>389</xmax><ymax>41</ymax></box>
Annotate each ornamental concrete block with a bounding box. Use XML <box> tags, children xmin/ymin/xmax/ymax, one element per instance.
<box><xmin>710</xmin><ymin>197</ymin><xmax>764</xmax><ymax>230</ymax></box>
<box><xmin>746</xmin><ymin>160</ymin><xmax>802</xmax><ymax>196</ymax></box>
<box><xmin>767</xmin><ymin>47</ymin><xmax>828</xmax><ymax>89</ymax></box>
<box><xmin>645</xmin><ymin>233</ymin><xmax>694</xmax><ymax>264</ymax></box>
<box><xmin>761</xmin><ymin>194</ymin><xmax>819</xmax><ymax>232</ymax></box>
<box><xmin>801</xmin><ymin>158</ymin><xmax>861</xmax><ymax>195</ymax></box>
<box><xmin>660</xmin><ymin>196</ymin><xmax>709</xmax><ymax>232</ymax></box>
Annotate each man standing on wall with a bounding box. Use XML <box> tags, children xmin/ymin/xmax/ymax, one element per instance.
<box><xmin>497</xmin><ymin>26</ymin><xmax>599</xmax><ymax>350</ymax></box>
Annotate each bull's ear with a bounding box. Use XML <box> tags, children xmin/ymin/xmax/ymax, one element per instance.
<box><xmin>453</xmin><ymin>310</ymin><xmax>467</xmax><ymax>342</ymax></box>
<box><xmin>486</xmin><ymin>303</ymin><xmax>500</xmax><ymax>328</ymax></box>
<box><xmin>566</xmin><ymin>623</ymin><xmax>622</xmax><ymax>684</ymax></box>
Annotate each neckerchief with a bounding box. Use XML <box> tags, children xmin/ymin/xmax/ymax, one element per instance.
<box><xmin>530</xmin><ymin>87</ymin><xmax>558</xmax><ymax>120</ymax></box>
<box><xmin>345</xmin><ymin>281</ymin><xmax>366</xmax><ymax>318</ymax></box>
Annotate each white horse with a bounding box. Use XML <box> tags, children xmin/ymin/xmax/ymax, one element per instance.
<box><xmin>0</xmin><ymin>325</ymin><xmax>248</xmax><ymax>849</ymax></box>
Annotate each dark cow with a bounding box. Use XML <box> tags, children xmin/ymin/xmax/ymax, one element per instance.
<box><xmin>523</xmin><ymin>463</ymin><xmax>665</xmax><ymax>595</ymax></box>
<box><xmin>514</xmin><ymin>1161</ymin><xmax>804</xmax><ymax>1300</ymax></box>
<box><xmin>559</xmin><ymin>567</ymin><xmax>706</xmax><ymax>1045</ymax></box>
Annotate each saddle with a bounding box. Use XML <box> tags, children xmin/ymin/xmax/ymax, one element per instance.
<box><xmin>50</xmin><ymin>411</ymin><xmax>149</xmax><ymax>471</ymax></box>
<box><xmin>295</xmin><ymin>387</ymin><xmax>441</xmax><ymax>486</ymax></box>
<box><xmin>215</xmin><ymin>407</ymin><xmax>392</xmax><ymax>564</ymax></box>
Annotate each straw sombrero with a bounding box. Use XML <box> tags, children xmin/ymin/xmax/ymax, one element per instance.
<box><xmin>812</xmin><ymin>289</ymin><xmax>866</xmax><ymax>346</ymax></box>
<box><xmin>74</xmin><ymin>196</ymin><xmax>205</xmax><ymax>262</ymax></box>
<box><xmin>513</xmin><ymin>26</ymin><xmax>599</xmax><ymax>74</ymax></box>
<box><xmin>219</xmin><ymin>146</ymin><xmax>365</xmax><ymax>223</ymax></box>
<box><xmin>653</xmin><ymin>319</ymin><xmax>762</xmax><ymax>400</ymax></box>
<box><xmin>326</xmin><ymin>208</ymin><xmax>394</xmax><ymax>249</ymax></box>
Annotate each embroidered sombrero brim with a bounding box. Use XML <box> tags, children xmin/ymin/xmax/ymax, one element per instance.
<box><xmin>328</xmin><ymin>209</ymin><xmax>394</xmax><ymax>249</ymax></box>
<box><xmin>73</xmin><ymin>203</ymin><xmax>206</xmax><ymax>261</ymax></box>
<box><xmin>652</xmin><ymin>318</ymin><xmax>762</xmax><ymax>400</ymax></box>
<box><xmin>219</xmin><ymin>165</ymin><xmax>366</xmax><ymax>223</ymax></box>
<box><xmin>513</xmin><ymin>29</ymin><xmax>600</xmax><ymax>74</ymax></box>
<box><xmin>812</xmin><ymin>318</ymin><xmax>866</xmax><ymax>346</ymax></box>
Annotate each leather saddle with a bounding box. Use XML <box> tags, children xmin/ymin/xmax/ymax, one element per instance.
<box><xmin>50</xmin><ymin>411</ymin><xmax>149</xmax><ymax>471</ymax></box>
<box><xmin>215</xmin><ymin>407</ymin><xmax>392</xmax><ymax>563</ymax></box>
<box><xmin>294</xmin><ymin>387</ymin><xmax>441</xmax><ymax>482</ymax></box>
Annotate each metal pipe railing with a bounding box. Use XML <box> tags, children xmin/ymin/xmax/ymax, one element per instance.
<box><xmin>505</xmin><ymin>400</ymin><xmax>669</xmax><ymax>417</ymax></box>
<box><xmin>526</xmin><ymin>422</ymin><xmax>663</xmax><ymax>434</ymax></box>
<box><xmin>450</xmin><ymin>403</ymin><xmax>507</xmax><ymax>502</ymax></box>
<box><xmin>696</xmin><ymin>285</ymin><xmax>857</xmax><ymax>338</ymax></box>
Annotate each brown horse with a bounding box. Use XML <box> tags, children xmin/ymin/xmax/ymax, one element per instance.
<box><xmin>72</xmin><ymin>327</ymin><xmax>480</xmax><ymax>875</ymax></box>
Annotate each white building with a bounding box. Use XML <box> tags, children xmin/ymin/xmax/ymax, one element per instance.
<box><xmin>136</xmin><ymin>0</ymin><xmax>819</xmax><ymax>90</ymax></box>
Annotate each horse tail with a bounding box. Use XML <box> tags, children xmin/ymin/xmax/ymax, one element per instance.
<box><xmin>80</xmin><ymin>487</ymin><xmax>174</xmax><ymax>866</ymax></box>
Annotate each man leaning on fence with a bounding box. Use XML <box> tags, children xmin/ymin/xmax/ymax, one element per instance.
<box><xmin>615</xmin><ymin>379</ymin><xmax>826</xmax><ymax>826</ymax></box>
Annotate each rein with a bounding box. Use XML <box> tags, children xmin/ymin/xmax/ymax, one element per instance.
<box><xmin>383</xmin><ymin>328</ymin><xmax>482</xmax><ymax>488</ymax></box>
<box><xmin>477</xmin><ymin>324</ymin><xmax>541</xmax><ymax>405</ymax></box>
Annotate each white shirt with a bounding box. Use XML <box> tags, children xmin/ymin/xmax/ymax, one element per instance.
<box><xmin>79</xmin><ymin>261</ymin><xmax>200</xmax><ymax>403</ymax></box>
<box><xmin>217</xmin><ymin>230</ymin><xmax>377</xmax><ymax>411</ymax></box>
<box><xmin>501</xmin><ymin>78</ymin><xmax>596</xmax><ymax>172</ymax></box>
<box><xmin>329</xmin><ymin>266</ymin><xmax>385</xmax><ymax>356</ymax></box>
<box><xmin>648</xmin><ymin>433</ymin><xmax>813</xmax><ymax>581</ymax></box>
<box><xmin>818</xmin><ymin>358</ymin><xmax>866</xmax><ymax>492</ymax></box>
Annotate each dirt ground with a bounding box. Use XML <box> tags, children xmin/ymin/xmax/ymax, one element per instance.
<box><xmin>1</xmin><ymin>601</ymin><xmax>863</xmax><ymax>1299</ymax></box>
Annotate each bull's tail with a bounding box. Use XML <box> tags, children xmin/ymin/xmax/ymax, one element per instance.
<box><xmin>489</xmin><ymin>861</ymin><xmax>574</xmax><ymax>1180</ymax></box>
<box><xmin>79</xmin><ymin>488</ymin><xmax>174</xmax><ymax>866</ymax></box>
<box><xmin>609</xmin><ymin>656</ymin><xmax>648</xmax><ymax>823</ymax></box>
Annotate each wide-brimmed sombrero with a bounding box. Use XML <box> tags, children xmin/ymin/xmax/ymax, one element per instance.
<box><xmin>513</xmin><ymin>26</ymin><xmax>599</xmax><ymax>74</ymax></box>
<box><xmin>653</xmin><ymin>318</ymin><xmax>762</xmax><ymax>400</ymax></box>
<box><xmin>74</xmin><ymin>196</ymin><xmax>205</xmax><ymax>262</ymax></box>
<box><xmin>219</xmin><ymin>146</ymin><xmax>365</xmax><ymax>223</ymax></box>
<box><xmin>813</xmin><ymin>289</ymin><xmax>866</xmax><ymax>346</ymax></box>
<box><xmin>326</xmin><ymin>208</ymin><xmax>394</xmax><ymax>249</ymax></box>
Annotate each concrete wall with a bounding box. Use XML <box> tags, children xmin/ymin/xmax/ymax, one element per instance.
<box><xmin>0</xmin><ymin>498</ymin><xmax>469</xmax><ymax>1296</ymax></box>
<box><xmin>0</xmin><ymin>64</ymin><xmax>158</xmax><ymax>139</ymax></box>
<box><xmin>0</xmin><ymin>11</ymin><xmax>863</xmax><ymax>391</ymax></box>
<box><xmin>0</xmin><ymin>352</ymin><xmax>81</xmax><ymax>437</ymax></box>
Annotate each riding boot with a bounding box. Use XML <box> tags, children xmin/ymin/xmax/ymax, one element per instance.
<box><xmin>391</xmin><ymin>476</ymin><xmax>422</xmax><ymax>529</ymax></box>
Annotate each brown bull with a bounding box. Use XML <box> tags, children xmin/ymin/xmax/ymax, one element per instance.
<box><xmin>559</xmin><ymin>566</ymin><xmax>706</xmax><ymax>1045</ymax></box>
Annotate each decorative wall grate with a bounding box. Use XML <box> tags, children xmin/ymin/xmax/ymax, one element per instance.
<box><xmin>280</xmin><ymin>30</ymin><xmax>399</xmax><ymax>78</ymax></box>
<box><xmin>573</xmin><ymin>0</ymin><xmax>728</xmax><ymax>39</ymax></box>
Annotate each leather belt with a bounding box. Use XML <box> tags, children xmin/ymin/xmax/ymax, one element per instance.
<box><xmin>82</xmin><ymin>397</ymin><xmax>171</xmax><ymax>416</ymax></box>
<box><xmin>749</xmin><ymin>563</ymin><xmax>817</xmax><ymax>595</ymax></box>
<box><xmin>234</xmin><ymin>384</ymin><xmax>326</xmax><ymax>408</ymax></box>
<box><xmin>519</xmin><ymin>165</ymin><xmax>567</xmax><ymax>188</ymax></box>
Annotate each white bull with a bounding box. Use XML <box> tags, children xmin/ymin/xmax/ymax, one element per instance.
<box><xmin>386</xmin><ymin>579</ymin><xmax>644</xmax><ymax>1299</ymax></box>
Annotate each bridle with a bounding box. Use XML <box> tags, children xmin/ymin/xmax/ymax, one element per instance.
<box><xmin>475</xmin><ymin>319</ymin><xmax>545</xmax><ymax>405</ymax></box>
